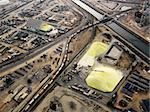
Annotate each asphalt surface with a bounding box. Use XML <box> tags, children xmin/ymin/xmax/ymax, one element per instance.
<box><xmin>4</xmin><ymin>0</ymin><xmax>149</xmax><ymax>112</ymax></box>
<box><xmin>22</xmin><ymin>1</ymin><xmax>150</xmax><ymax>111</ymax></box>
<box><xmin>73</xmin><ymin>0</ymin><xmax>149</xmax><ymax>62</ymax></box>
<box><xmin>19</xmin><ymin>10</ymin><xmax>115</xmax><ymax>112</ymax></box>
<box><xmin>20</xmin><ymin>22</ymin><xmax>95</xmax><ymax>112</ymax></box>
<box><xmin>14</xmin><ymin>1</ymin><xmax>126</xmax><ymax>112</ymax></box>
<box><xmin>0</xmin><ymin>11</ymin><xmax>89</xmax><ymax>75</ymax></box>
<box><xmin>12</xmin><ymin>1</ymin><xmax>92</xmax><ymax>112</ymax></box>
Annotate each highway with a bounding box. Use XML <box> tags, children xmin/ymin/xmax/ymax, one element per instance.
<box><xmin>72</xmin><ymin>0</ymin><xmax>149</xmax><ymax>63</ymax></box>
<box><xmin>72</xmin><ymin>0</ymin><xmax>104</xmax><ymax>20</ymax></box>
<box><xmin>19</xmin><ymin>23</ymin><xmax>97</xmax><ymax>112</ymax></box>
<box><xmin>18</xmin><ymin>16</ymin><xmax>114</xmax><ymax>112</ymax></box>
<box><xmin>11</xmin><ymin>1</ymin><xmax>93</xmax><ymax>112</ymax></box>
<box><xmin>0</xmin><ymin>0</ymin><xmax>33</xmax><ymax>20</ymax></box>
<box><xmin>14</xmin><ymin>1</ymin><xmax>146</xmax><ymax>111</ymax></box>
<box><xmin>0</xmin><ymin>9</ymin><xmax>90</xmax><ymax>76</ymax></box>
<box><xmin>106</xmin><ymin>0</ymin><xmax>146</xmax><ymax>5</ymax></box>
<box><xmin>106</xmin><ymin>21</ymin><xmax>149</xmax><ymax>61</ymax></box>
<box><xmin>20</xmin><ymin>38</ymin><xmax>70</xmax><ymax>112</ymax></box>
<box><xmin>9</xmin><ymin>0</ymin><xmax>149</xmax><ymax>112</ymax></box>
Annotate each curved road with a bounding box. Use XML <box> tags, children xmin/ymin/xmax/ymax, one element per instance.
<box><xmin>0</xmin><ymin>4</ymin><xmax>91</xmax><ymax>76</ymax></box>
<box><xmin>19</xmin><ymin>0</ymin><xmax>150</xmax><ymax>111</ymax></box>
<box><xmin>12</xmin><ymin>1</ymin><xmax>93</xmax><ymax>112</ymax></box>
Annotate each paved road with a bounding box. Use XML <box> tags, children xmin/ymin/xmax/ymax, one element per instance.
<box><xmin>20</xmin><ymin>22</ymin><xmax>95</xmax><ymax>112</ymax></box>
<box><xmin>0</xmin><ymin>9</ymin><xmax>90</xmax><ymax>76</ymax></box>
<box><xmin>15</xmin><ymin>2</ymin><xmax>114</xmax><ymax>112</ymax></box>
<box><xmin>12</xmin><ymin>2</ymin><xmax>92</xmax><ymax>112</ymax></box>
<box><xmin>106</xmin><ymin>21</ymin><xmax>149</xmax><ymax>61</ymax></box>
<box><xmin>107</xmin><ymin>0</ymin><xmax>142</xmax><ymax>4</ymax></box>
<box><xmin>72</xmin><ymin>0</ymin><xmax>104</xmax><ymax>20</ymax></box>
<box><xmin>0</xmin><ymin>0</ymin><xmax>33</xmax><ymax>20</ymax></box>
<box><xmin>72</xmin><ymin>0</ymin><xmax>149</xmax><ymax>62</ymax></box>
<box><xmin>11</xmin><ymin>0</ymin><xmax>149</xmax><ymax>110</ymax></box>
<box><xmin>18</xmin><ymin>1</ymin><xmax>150</xmax><ymax>112</ymax></box>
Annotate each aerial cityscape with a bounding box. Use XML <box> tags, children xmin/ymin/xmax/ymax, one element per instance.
<box><xmin>0</xmin><ymin>0</ymin><xmax>149</xmax><ymax>112</ymax></box>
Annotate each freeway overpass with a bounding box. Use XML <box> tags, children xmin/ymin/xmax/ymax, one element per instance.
<box><xmin>72</xmin><ymin>0</ymin><xmax>104</xmax><ymax>20</ymax></box>
<box><xmin>72</xmin><ymin>0</ymin><xmax>149</xmax><ymax>62</ymax></box>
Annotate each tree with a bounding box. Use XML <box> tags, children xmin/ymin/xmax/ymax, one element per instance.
<box><xmin>27</xmin><ymin>79</ymin><xmax>32</xmax><ymax>84</ymax></box>
<box><xmin>49</xmin><ymin>101</ymin><xmax>57</xmax><ymax>111</ymax></box>
<box><xmin>69</xmin><ymin>101</ymin><xmax>76</xmax><ymax>110</ymax></box>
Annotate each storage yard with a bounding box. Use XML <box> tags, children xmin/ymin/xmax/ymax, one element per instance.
<box><xmin>0</xmin><ymin>0</ymin><xmax>149</xmax><ymax>112</ymax></box>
